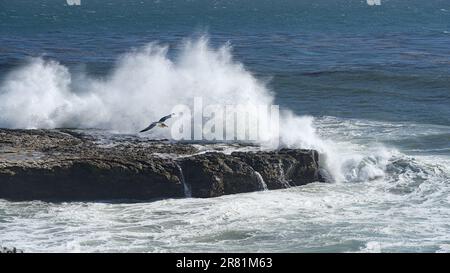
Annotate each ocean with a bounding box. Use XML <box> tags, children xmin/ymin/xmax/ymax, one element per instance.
<box><xmin>0</xmin><ymin>0</ymin><xmax>449</xmax><ymax>252</ymax></box>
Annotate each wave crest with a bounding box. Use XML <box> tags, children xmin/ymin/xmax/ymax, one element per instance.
<box><xmin>0</xmin><ymin>36</ymin><xmax>399</xmax><ymax>184</ymax></box>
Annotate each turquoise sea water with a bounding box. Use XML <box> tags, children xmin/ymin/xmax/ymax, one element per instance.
<box><xmin>0</xmin><ymin>0</ymin><xmax>449</xmax><ymax>252</ymax></box>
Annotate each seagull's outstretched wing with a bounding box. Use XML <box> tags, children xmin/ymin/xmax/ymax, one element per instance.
<box><xmin>140</xmin><ymin>122</ymin><xmax>158</xmax><ymax>133</ymax></box>
<box><xmin>158</xmin><ymin>113</ymin><xmax>175</xmax><ymax>123</ymax></box>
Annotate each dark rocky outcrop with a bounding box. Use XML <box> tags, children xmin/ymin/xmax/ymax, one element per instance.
<box><xmin>232</xmin><ymin>149</ymin><xmax>322</xmax><ymax>189</ymax></box>
<box><xmin>180</xmin><ymin>152</ymin><xmax>263</xmax><ymax>198</ymax></box>
<box><xmin>0</xmin><ymin>129</ymin><xmax>324</xmax><ymax>201</ymax></box>
<box><xmin>0</xmin><ymin>246</ymin><xmax>23</xmax><ymax>253</ymax></box>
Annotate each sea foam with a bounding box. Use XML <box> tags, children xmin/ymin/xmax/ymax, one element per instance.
<box><xmin>0</xmin><ymin>37</ymin><xmax>389</xmax><ymax>183</ymax></box>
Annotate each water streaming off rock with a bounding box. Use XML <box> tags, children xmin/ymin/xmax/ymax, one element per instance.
<box><xmin>254</xmin><ymin>171</ymin><xmax>268</xmax><ymax>191</ymax></box>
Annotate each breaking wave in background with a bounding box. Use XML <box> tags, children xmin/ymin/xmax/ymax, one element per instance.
<box><xmin>0</xmin><ymin>37</ymin><xmax>395</xmax><ymax>184</ymax></box>
<box><xmin>0</xmin><ymin>37</ymin><xmax>274</xmax><ymax>132</ymax></box>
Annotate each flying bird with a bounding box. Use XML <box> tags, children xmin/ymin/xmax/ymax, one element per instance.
<box><xmin>139</xmin><ymin>113</ymin><xmax>175</xmax><ymax>133</ymax></box>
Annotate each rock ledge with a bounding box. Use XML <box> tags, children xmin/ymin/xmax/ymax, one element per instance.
<box><xmin>0</xmin><ymin>129</ymin><xmax>324</xmax><ymax>201</ymax></box>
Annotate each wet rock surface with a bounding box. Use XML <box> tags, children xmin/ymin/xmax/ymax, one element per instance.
<box><xmin>0</xmin><ymin>129</ymin><xmax>324</xmax><ymax>201</ymax></box>
<box><xmin>0</xmin><ymin>246</ymin><xmax>23</xmax><ymax>253</ymax></box>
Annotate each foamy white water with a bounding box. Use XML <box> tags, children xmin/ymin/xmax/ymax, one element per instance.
<box><xmin>0</xmin><ymin>37</ymin><xmax>391</xmax><ymax>184</ymax></box>
<box><xmin>0</xmin><ymin>38</ymin><xmax>449</xmax><ymax>253</ymax></box>
<box><xmin>0</xmin><ymin>38</ymin><xmax>274</xmax><ymax>134</ymax></box>
<box><xmin>0</xmin><ymin>117</ymin><xmax>448</xmax><ymax>253</ymax></box>
<box><xmin>0</xmin><ymin>155</ymin><xmax>448</xmax><ymax>253</ymax></box>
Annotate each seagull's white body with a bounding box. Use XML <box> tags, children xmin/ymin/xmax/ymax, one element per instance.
<box><xmin>139</xmin><ymin>113</ymin><xmax>174</xmax><ymax>133</ymax></box>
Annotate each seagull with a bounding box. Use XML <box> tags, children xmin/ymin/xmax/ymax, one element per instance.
<box><xmin>139</xmin><ymin>113</ymin><xmax>175</xmax><ymax>133</ymax></box>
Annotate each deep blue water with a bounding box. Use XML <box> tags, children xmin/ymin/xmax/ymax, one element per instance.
<box><xmin>1</xmin><ymin>0</ymin><xmax>449</xmax><ymax>126</ymax></box>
